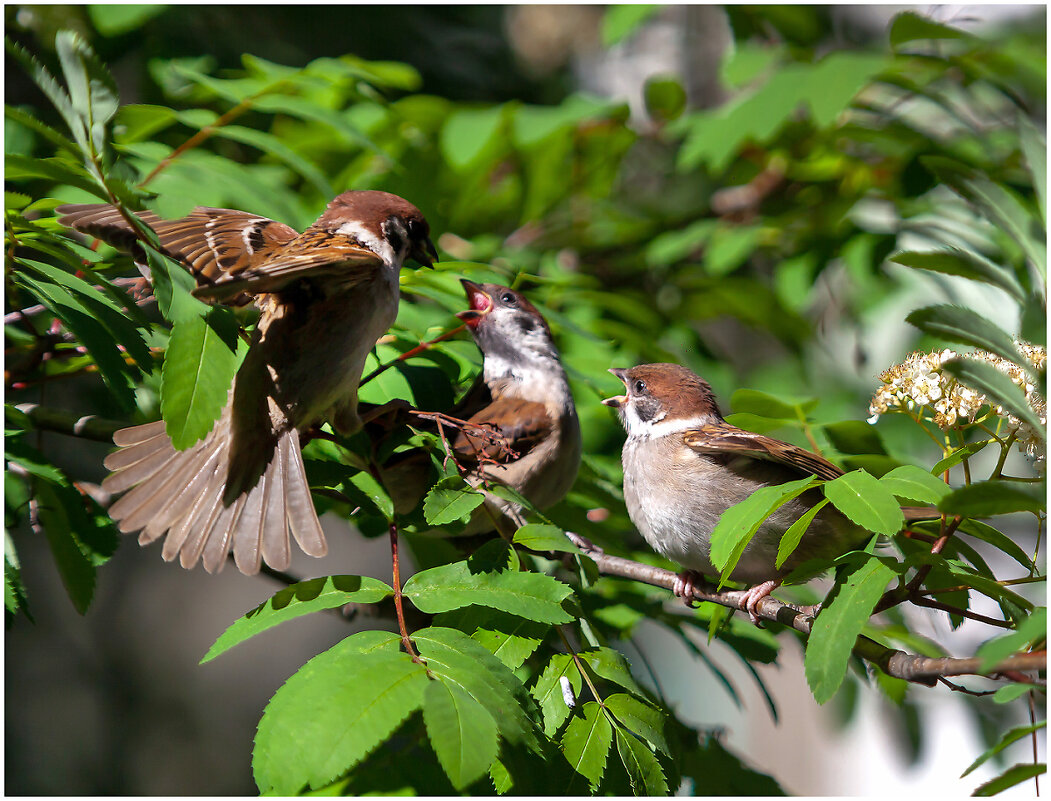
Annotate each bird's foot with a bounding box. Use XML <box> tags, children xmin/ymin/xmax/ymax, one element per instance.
<box><xmin>741</xmin><ymin>579</ymin><xmax>780</xmax><ymax>626</ymax></box>
<box><xmin>673</xmin><ymin>570</ymin><xmax>707</xmax><ymax>608</ymax></box>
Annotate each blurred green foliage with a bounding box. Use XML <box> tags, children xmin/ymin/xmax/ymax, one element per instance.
<box><xmin>5</xmin><ymin>5</ymin><xmax>1045</xmax><ymax>796</ymax></box>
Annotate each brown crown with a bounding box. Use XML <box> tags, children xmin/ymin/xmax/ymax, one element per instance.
<box><xmin>623</xmin><ymin>363</ymin><xmax>722</xmax><ymax>419</ymax></box>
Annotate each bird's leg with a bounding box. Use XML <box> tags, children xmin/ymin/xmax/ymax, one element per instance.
<box><xmin>673</xmin><ymin>570</ymin><xmax>707</xmax><ymax>608</ymax></box>
<box><xmin>740</xmin><ymin>579</ymin><xmax>780</xmax><ymax>626</ymax></box>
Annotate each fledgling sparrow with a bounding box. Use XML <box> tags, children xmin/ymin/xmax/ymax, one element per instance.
<box><xmin>603</xmin><ymin>362</ymin><xmax>932</xmax><ymax>622</ymax></box>
<box><xmin>383</xmin><ymin>280</ymin><xmax>581</xmax><ymax>536</ymax></box>
<box><xmin>57</xmin><ymin>191</ymin><xmax>437</xmax><ymax>574</ymax></box>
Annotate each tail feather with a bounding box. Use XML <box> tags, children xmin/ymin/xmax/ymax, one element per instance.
<box><xmin>104</xmin><ymin>416</ymin><xmax>327</xmax><ymax>574</ymax></box>
<box><xmin>282</xmin><ymin>431</ymin><xmax>327</xmax><ymax>558</ymax></box>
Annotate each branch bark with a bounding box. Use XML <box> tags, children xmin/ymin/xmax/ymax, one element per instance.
<box><xmin>563</xmin><ymin>532</ymin><xmax>1045</xmax><ymax>687</ymax></box>
<box><xmin>14</xmin><ymin>402</ymin><xmax>123</xmax><ymax>443</ymax></box>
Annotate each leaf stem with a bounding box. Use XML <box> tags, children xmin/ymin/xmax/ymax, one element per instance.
<box><xmin>554</xmin><ymin>625</ymin><xmax>605</xmax><ymax>708</ymax></box>
<box><xmin>358</xmin><ymin>324</ymin><xmax>467</xmax><ymax>387</ymax></box>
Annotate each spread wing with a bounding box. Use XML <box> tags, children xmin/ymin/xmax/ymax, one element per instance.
<box><xmin>192</xmin><ymin>226</ymin><xmax>383</xmax><ymax>301</ymax></box>
<box><xmin>683</xmin><ymin>422</ymin><xmax>844</xmax><ymax>481</ymax></box>
<box><xmin>56</xmin><ymin>203</ymin><xmax>298</xmax><ymax>292</ymax></box>
<box><xmin>452</xmin><ymin>398</ymin><xmax>554</xmax><ymax>465</ymax></box>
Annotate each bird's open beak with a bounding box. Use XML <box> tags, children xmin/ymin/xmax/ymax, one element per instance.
<box><xmin>601</xmin><ymin>367</ymin><xmax>630</xmax><ymax>407</ymax></box>
<box><xmin>411</xmin><ymin>237</ymin><xmax>439</xmax><ymax>269</ymax></box>
<box><xmin>456</xmin><ymin>279</ymin><xmax>493</xmax><ymax>328</ymax></box>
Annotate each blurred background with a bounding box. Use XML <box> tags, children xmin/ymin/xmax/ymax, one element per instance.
<box><xmin>5</xmin><ymin>3</ymin><xmax>1045</xmax><ymax>795</ymax></box>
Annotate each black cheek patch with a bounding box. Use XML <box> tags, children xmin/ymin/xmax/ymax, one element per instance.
<box><xmin>635</xmin><ymin>397</ymin><xmax>662</xmax><ymax>422</ymax></box>
<box><xmin>517</xmin><ymin>315</ymin><xmax>537</xmax><ymax>334</ymax></box>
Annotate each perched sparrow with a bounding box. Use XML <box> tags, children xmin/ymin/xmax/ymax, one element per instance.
<box><xmin>57</xmin><ymin>191</ymin><xmax>437</xmax><ymax>574</ymax></box>
<box><xmin>384</xmin><ymin>280</ymin><xmax>581</xmax><ymax>536</ymax></box>
<box><xmin>603</xmin><ymin>362</ymin><xmax>932</xmax><ymax>622</ymax></box>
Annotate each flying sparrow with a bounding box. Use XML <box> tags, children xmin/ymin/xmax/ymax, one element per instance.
<box><xmin>57</xmin><ymin>191</ymin><xmax>437</xmax><ymax>574</ymax></box>
<box><xmin>383</xmin><ymin>280</ymin><xmax>581</xmax><ymax>536</ymax></box>
<box><xmin>603</xmin><ymin>362</ymin><xmax>932</xmax><ymax>623</ymax></box>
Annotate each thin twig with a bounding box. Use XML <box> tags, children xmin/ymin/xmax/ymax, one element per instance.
<box><xmin>358</xmin><ymin>324</ymin><xmax>467</xmax><ymax>387</ymax></box>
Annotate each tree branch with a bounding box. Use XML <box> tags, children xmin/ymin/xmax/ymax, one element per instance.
<box><xmin>14</xmin><ymin>402</ymin><xmax>123</xmax><ymax>442</ymax></box>
<box><xmin>563</xmin><ymin>532</ymin><xmax>1046</xmax><ymax>686</ymax></box>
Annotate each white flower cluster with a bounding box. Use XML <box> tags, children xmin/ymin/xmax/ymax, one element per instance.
<box><xmin>868</xmin><ymin>341</ymin><xmax>1046</xmax><ymax>466</ymax></box>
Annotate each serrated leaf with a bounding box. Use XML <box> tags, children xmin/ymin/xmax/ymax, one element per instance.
<box><xmin>804</xmin><ymin>556</ymin><xmax>896</xmax><ymax>704</ymax></box>
<box><xmin>435</xmin><ymin>605</ymin><xmax>548</xmax><ymax>669</ymax></box>
<box><xmin>16</xmin><ymin>272</ymin><xmax>138</xmax><ymax>411</ymax></box>
<box><xmin>907</xmin><ymin>306</ymin><xmax>1027</xmax><ymax>371</ymax></box>
<box><xmin>33</xmin><ymin>482</ymin><xmax>96</xmax><ymax>614</ymax></box>
<box><xmin>956</xmin><ymin>519</ymin><xmax>1036</xmax><ymax>571</ymax></box>
<box><xmin>938</xmin><ymin>481</ymin><xmax>1044</xmax><ymax>516</ymax></box>
<box><xmin>776</xmin><ymin>498</ymin><xmax>829</xmax><ymax>569</ymax></box>
<box><xmin>347</xmin><ymin>469</ymin><xmax>393</xmax><ymax>521</ymax></box>
<box><xmin>561</xmin><ymin>702</ymin><xmax>613</xmax><ymax>793</ymax></box>
<box><xmin>202</xmin><ymin>575</ymin><xmax>393</xmax><ymax>663</ymax></box>
<box><xmin>972</xmin><ymin>763</ymin><xmax>1046</xmax><ymax>796</ymax></box>
<box><xmin>413</xmin><ymin>627</ymin><xmax>540</xmax><ymax>751</ymax></box>
<box><xmin>823</xmin><ymin>470</ymin><xmax>904</xmax><ymax>536</ymax></box>
<box><xmin>878</xmin><ymin>465</ymin><xmax>951</xmax><ymax>504</ymax></box>
<box><xmin>941</xmin><ymin>357</ymin><xmax>1045</xmax><ymax>434</ymax></box>
<box><xmin>931</xmin><ymin>440</ymin><xmax>993</xmax><ymax>476</ymax></box>
<box><xmin>710</xmin><ymin>475</ymin><xmax>818</xmax><ymax>583</ymax></box>
<box><xmin>512</xmin><ymin>524</ymin><xmax>580</xmax><ymax>554</ymax></box>
<box><xmin>403</xmin><ymin>558</ymin><xmax>573</xmax><ymax>623</ymax></box>
<box><xmin>423</xmin><ymin>475</ymin><xmax>485</xmax><ymax>526</ymax></box>
<box><xmin>253</xmin><ymin>636</ymin><xmax>428</xmax><ymax>794</ymax></box>
<box><xmin>531</xmin><ymin>653</ymin><xmax>582</xmax><ymax>735</ymax></box>
<box><xmin>962</xmin><ymin>722</ymin><xmax>1046</xmax><ymax>778</ymax></box>
<box><xmin>161</xmin><ymin>309</ymin><xmax>245</xmax><ymax>450</ymax></box>
<box><xmin>615</xmin><ymin>726</ymin><xmax>669</xmax><ymax>796</ymax></box>
<box><xmin>605</xmin><ymin>694</ymin><xmax>668</xmax><ymax>756</ymax></box>
<box><xmin>579</xmin><ymin>647</ymin><xmax>644</xmax><ymax>698</ymax></box>
<box><xmin>890</xmin><ymin>249</ymin><xmax>1025</xmax><ymax>302</ymax></box>
<box><xmin>423</xmin><ymin>679</ymin><xmax>499</xmax><ymax>790</ymax></box>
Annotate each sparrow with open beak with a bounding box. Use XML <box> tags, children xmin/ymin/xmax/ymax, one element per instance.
<box><xmin>58</xmin><ymin>191</ymin><xmax>437</xmax><ymax>574</ymax></box>
<box><xmin>603</xmin><ymin>362</ymin><xmax>933</xmax><ymax>623</ymax></box>
<box><xmin>384</xmin><ymin>280</ymin><xmax>581</xmax><ymax>536</ymax></box>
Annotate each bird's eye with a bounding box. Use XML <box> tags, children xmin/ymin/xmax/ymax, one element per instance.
<box><xmin>633</xmin><ymin>379</ymin><xmax>647</xmax><ymax>394</ymax></box>
<box><xmin>406</xmin><ymin>218</ymin><xmax>423</xmax><ymax>238</ymax></box>
<box><xmin>500</xmin><ymin>292</ymin><xmax>517</xmax><ymax>304</ymax></box>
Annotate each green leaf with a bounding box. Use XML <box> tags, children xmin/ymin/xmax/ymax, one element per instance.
<box><xmin>253</xmin><ymin>634</ymin><xmax>428</xmax><ymax>794</ymax></box>
<box><xmin>824</xmin><ymin>470</ymin><xmax>904</xmax><ymax>536</ymax></box>
<box><xmin>602</xmin><ymin>5</ymin><xmax>660</xmax><ymax>47</ymax></box>
<box><xmin>680</xmin><ymin>733</ymin><xmax>785</xmax><ymax>795</ymax></box>
<box><xmin>561</xmin><ymin>702</ymin><xmax>613</xmax><ymax>793</ymax></box>
<box><xmin>210</xmin><ymin>124</ymin><xmax>333</xmax><ymax>198</ymax></box>
<box><xmin>579</xmin><ymin>647</ymin><xmax>644</xmax><ymax>698</ymax></box>
<box><xmin>890</xmin><ymin>249</ymin><xmax>1025</xmax><ymax>302</ymax></box>
<box><xmin>606</xmin><ymin>693</ymin><xmax>669</xmax><ymax>755</ymax></box>
<box><xmin>88</xmin><ymin>4</ymin><xmax>169</xmax><ymax>36</ymax></box>
<box><xmin>438</xmin><ymin>606</ymin><xmax>547</xmax><ymax>670</ymax></box>
<box><xmin>956</xmin><ymin>519</ymin><xmax>1036</xmax><ymax>572</ymax></box>
<box><xmin>423</xmin><ymin>679</ymin><xmax>499</xmax><ymax>791</ymax></box>
<box><xmin>4</xmin><ymin>535</ymin><xmax>30</xmax><ymax>620</ymax></box>
<box><xmin>906</xmin><ymin>306</ymin><xmax>1027</xmax><ymax>371</ymax></box>
<box><xmin>975</xmin><ymin>608</ymin><xmax>1046</xmax><ymax>672</ymax></box>
<box><xmin>931</xmin><ymin>440</ymin><xmax>993</xmax><ymax>476</ymax></box>
<box><xmin>731</xmin><ymin>388</ymin><xmax>817</xmax><ymax>419</ymax></box>
<box><xmin>413</xmin><ymin>627</ymin><xmax>540</xmax><ymax>750</ymax></box>
<box><xmin>145</xmin><ymin>247</ymin><xmax>208</xmax><ymax>324</ymax></box>
<box><xmin>403</xmin><ymin>558</ymin><xmax>574</xmax><ymax>624</ymax></box>
<box><xmin>531</xmin><ymin>653</ymin><xmax>581</xmax><ymax>735</ymax></box>
<box><xmin>822</xmin><ymin>420</ymin><xmax>887</xmax><ymax>456</ymax></box>
<box><xmin>962</xmin><ymin>722</ymin><xmax>1046</xmax><ymax>777</ymax></box>
<box><xmin>941</xmin><ymin>357</ymin><xmax>1045</xmax><ymax>434</ymax></box>
<box><xmin>938</xmin><ymin>481</ymin><xmax>1044</xmax><ymax>517</ymax></box>
<box><xmin>161</xmin><ymin>309</ymin><xmax>245</xmax><ymax>450</ymax></box>
<box><xmin>201</xmin><ymin>575</ymin><xmax>393</xmax><ymax>663</ymax></box>
<box><xmin>643</xmin><ymin>76</ymin><xmax>686</xmax><ymax>123</ymax></box>
<box><xmin>889</xmin><ymin>11</ymin><xmax>972</xmax><ymax>47</ymax></box>
<box><xmin>34</xmin><ymin>482</ymin><xmax>96</xmax><ymax>614</ymax></box>
<box><xmin>347</xmin><ymin>470</ymin><xmax>393</xmax><ymax>521</ymax></box>
<box><xmin>776</xmin><ymin>498</ymin><xmax>829</xmax><ymax>569</ymax></box>
<box><xmin>710</xmin><ymin>475</ymin><xmax>818</xmax><ymax>583</ymax></box>
<box><xmin>614</xmin><ymin>726</ymin><xmax>669</xmax><ymax>796</ymax></box>
<box><xmin>878</xmin><ymin>465</ymin><xmax>951</xmax><ymax>504</ymax></box>
<box><xmin>972</xmin><ymin>763</ymin><xmax>1046</xmax><ymax>796</ymax></box>
<box><xmin>441</xmin><ymin>106</ymin><xmax>505</xmax><ymax>170</ymax></box>
<box><xmin>512</xmin><ymin>524</ymin><xmax>581</xmax><ymax>554</ymax></box>
<box><xmin>804</xmin><ymin>556</ymin><xmax>896</xmax><ymax>703</ymax></box>
<box><xmin>15</xmin><ymin>272</ymin><xmax>137</xmax><ymax>411</ymax></box>
<box><xmin>1019</xmin><ymin>113</ymin><xmax>1047</xmax><ymax>220</ymax></box>
<box><xmin>993</xmin><ymin>684</ymin><xmax>1032</xmax><ymax>704</ymax></box>
<box><xmin>423</xmin><ymin>475</ymin><xmax>485</xmax><ymax>526</ymax></box>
